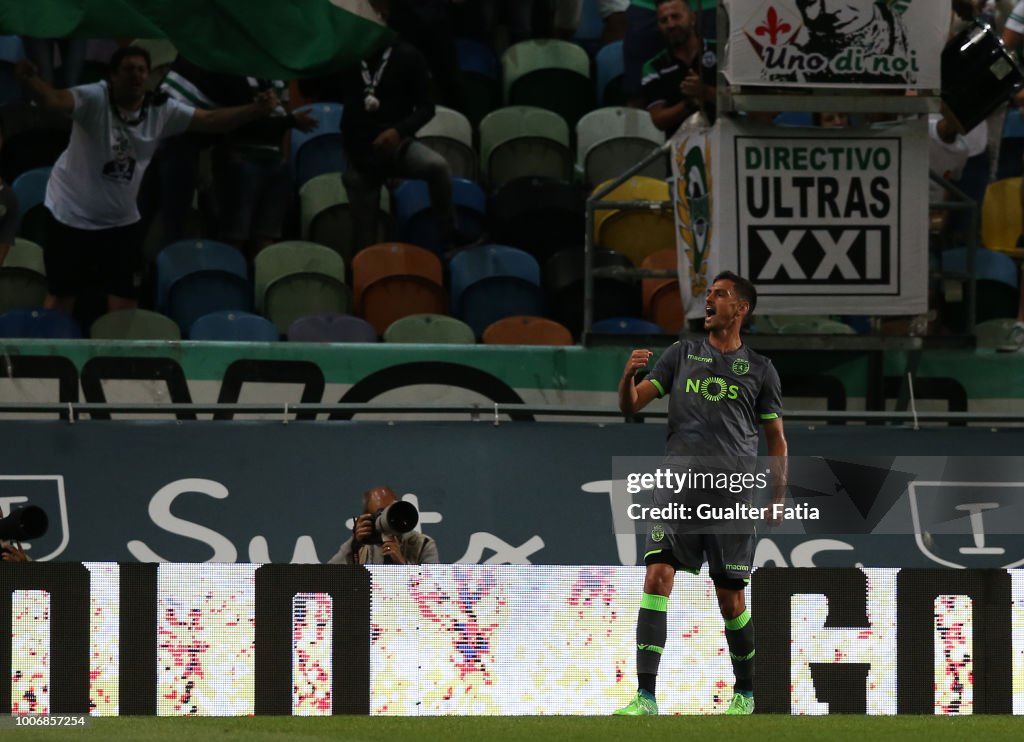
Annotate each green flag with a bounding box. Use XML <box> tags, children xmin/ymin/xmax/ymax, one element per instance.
<box><xmin>0</xmin><ymin>0</ymin><xmax>393</xmax><ymax>78</ymax></box>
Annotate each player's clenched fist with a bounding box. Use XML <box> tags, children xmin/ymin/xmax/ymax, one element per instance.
<box><xmin>622</xmin><ymin>349</ymin><xmax>654</xmax><ymax>379</ymax></box>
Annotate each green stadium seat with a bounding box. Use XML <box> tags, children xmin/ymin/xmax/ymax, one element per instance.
<box><xmin>0</xmin><ymin>238</ymin><xmax>47</xmax><ymax>313</ymax></box>
<box><xmin>479</xmin><ymin>106</ymin><xmax>573</xmax><ymax>190</ymax></box>
<box><xmin>255</xmin><ymin>241</ymin><xmax>350</xmax><ymax>333</ymax></box>
<box><xmin>383</xmin><ymin>313</ymin><xmax>476</xmax><ymax>344</ymax></box>
<box><xmin>503</xmin><ymin>39</ymin><xmax>593</xmax><ymax>128</ymax></box>
<box><xmin>299</xmin><ymin>173</ymin><xmax>391</xmax><ymax>267</ymax></box>
<box><xmin>416</xmin><ymin>105</ymin><xmax>478</xmax><ymax>181</ymax></box>
<box><xmin>576</xmin><ymin>107</ymin><xmax>665</xmax><ymax>186</ymax></box>
<box><xmin>89</xmin><ymin>309</ymin><xmax>181</xmax><ymax>340</ymax></box>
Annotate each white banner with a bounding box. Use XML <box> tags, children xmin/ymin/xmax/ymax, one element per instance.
<box><xmin>723</xmin><ymin>0</ymin><xmax>950</xmax><ymax>88</ymax></box>
<box><xmin>713</xmin><ymin>117</ymin><xmax>928</xmax><ymax>315</ymax></box>
<box><xmin>670</xmin><ymin>116</ymin><xmax>720</xmax><ymax>319</ymax></box>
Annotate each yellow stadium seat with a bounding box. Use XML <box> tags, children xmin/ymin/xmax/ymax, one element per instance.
<box><xmin>981</xmin><ymin>177</ymin><xmax>1022</xmax><ymax>252</ymax></box>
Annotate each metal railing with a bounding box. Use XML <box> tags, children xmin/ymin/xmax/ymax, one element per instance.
<box><xmin>1</xmin><ymin>401</ymin><xmax>1021</xmax><ymax>426</ymax></box>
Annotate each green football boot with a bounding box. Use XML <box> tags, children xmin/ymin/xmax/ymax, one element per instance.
<box><xmin>613</xmin><ymin>691</ymin><xmax>658</xmax><ymax>716</ymax></box>
<box><xmin>724</xmin><ymin>693</ymin><xmax>755</xmax><ymax>715</ymax></box>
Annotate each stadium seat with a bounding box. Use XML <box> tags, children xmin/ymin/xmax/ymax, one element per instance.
<box><xmin>482</xmin><ymin>315</ymin><xmax>573</xmax><ymax>346</ymax></box>
<box><xmin>351</xmin><ymin>242</ymin><xmax>443</xmax><ymax>308</ymax></box>
<box><xmin>773</xmin><ymin>112</ymin><xmax>815</xmax><ymax>127</ymax></box>
<box><xmin>940</xmin><ymin>246</ymin><xmax>1020</xmax><ymax>328</ymax></box>
<box><xmin>449</xmin><ymin>244</ymin><xmax>544</xmax><ymax>337</ymax></box>
<box><xmin>641</xmin><ymin>249</ymin><xmax>684</xmax><ymax>334</ymax></box>
<box><xmin>488</xmin><ymin>176</ymin><xmax>585</xmax><ymax>263</ymax></box>
<box><xmin>294</xmin><ymin>134</ymin><xmax>346</xmax><ymax>189</ymax></box>
<box><xmin>973</xmin><ymin>317</ymin><xmax>1019</xmax><ymax>348</ymax></box>
<box><xmin>479</xmin><ymin>106</ymin><xmax>573</xmax><ymax>189</ymax></box>
<box><xmin>594</xmin><ymin>41</ymin><xmax>626</xmax><ymax>106</ymax></box>
<box><xmin>998</xmin><ymin>109</ymin><xmax>1024</xmax><ymax>179</ymax></box>
<box><xmin>0</xmin><ymin>307</ymin><xmax>81</xmax><ymax>339</ymax></box>
<box><xmin>291</xmin><ymin>102</ymin><xmax>344</xmax><ymax>155</ymax></box>
<box><xmin>0</xmin><ymin>238</ymin><xmax>47</xmax><ymax>313</ymax></box>
<box><xmin>503</xmin><ymin>39</ymin><xmax>593</xmax><ymax>128</ymax></box>
<box><xmin>299</xmin><ymin>173</ymin><xmax>391</xmax><ymax>266</ymax></box>
<box><xmin>254</xmin><ymin>241</ymin><xmax>350</xmax><ymax>333</ymax></box>
<box><xmin>383</xmin><ymin>313</ymin><xmax>476</xmax><ymax>344</ymax></box>
<box><xmin>416</xmin><ymin>105</ymin><xmax>478</xmax><ymax>180</ymax></box>
<box><xmin>455</xmin><ymin>37</ymin><xmax>501</xmax><ymax>128</ymax></box>
<box><xmin>392</xmin><ymin>177</ymin><xmax>486</xmax><ymax>255</ymax></box>
<box><xmin>188</xmin><ymin>310</ymin><xmax>280</xmax><ymax>342</ymax></box>
<box><xmin>12</xmin><ymin>167</ymin><xmax>51</xmax><ymax>218</ymax></box>
<box><xmin>0</xmin><ymin>36</ymin><xmax>25</xmax><ymax>64</ymax></box>
<box><xmin>576</xmin><ymin>107</ymin><xmax>665</xmax><ymax>186</ymax></box>
<box><xmin>981</xmin><ymin>177</ymin><xmax>1022</xmax><ymax>252</ymax></box>
<box><xmin>591</xmin><ymin>317</ymin><xmax>666</xmax><ymax>334</ymax></box>
<box><xmin>774</xmin><ymin>317</ymin><xmax>856</xmax><ymax>334</ymax></box>
<box><xmin>352</xmin><ymin>242</ymin><xmax>446</xmax><ymax>335</ymax></box>
<box><xmin>544</xmin><ymin>248</ymin><xmax>641</xmax><ymax>338</ymax></box>
<box><xmin>90</xmin><ymin>309</ymin><xmax>181</xmax><ymax>340</ymax></box>
<box><xmin>156</xmin><ymin>239</ymin><xmax>250</xmax><ymax>332</ymax></box>
<box><xmin>593</xmin><ymin>176</ymin><xmax>675</xmax><ymax>266</ymax></box>
<box><xmin>286</xmin><ymin>313</ymin><xmax>379</xmax><ymax>343</ymax></box>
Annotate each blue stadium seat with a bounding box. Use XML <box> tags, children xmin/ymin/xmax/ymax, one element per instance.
<box><xmin>591</xmin><ymin>317</ymin><xmax>666</xmax><ymax>334</ymax></box>
<box><xmin>189</xmin><ymin>310</ymin><xmax>280</xmax><ymax>342</ymax></box>
<box><xmin>12</xmin><ymin>167</ymin><xmax>51</xmax><ymax>218</ymax></box>
<box><xmin>0</xmin><ymin>308</ymin><xmax>81</xmax><ymax>339</ymax></box>
<box><xmin>940</xmin><ymin>247</ymin><xmax>1018</xmax><ymax>287</ymax></box>
<box><xmin>156</xmin><ymin>239</ymin><xmax>248</xmax><ymax>310</ymax></box>
<box><xmin>156</xmin><ymin>240</ymin><xmax>251</xmax><ymax>332</ymax></box>
<box><xmin>286</xmin><ymin>313</ymin><xmax>379</xmax><ymax>342</ymax></box>
<box><xmin>449</xmin><ymin>244</ymin><xmax>544</xmax><ymax>336</ymax></box>
<box><xmin>594</xmin><ymin>41</ymin><xmax>625</xmax><ymax>106</ymax></box>
<box><xmin>0</xmin><ymin>36</ymin><xmax>25</xmax><ymax>64</ymax></box>
<box><xmin>294</xmin><ymin>135</ymin><xmax>346</xmax><ymax>188</ymax></box>
<box><xmin>290</xmin><ymin>102</ymin><xmax>344</xmax><ymax>155</ymax></box>
<box><xmin>455</xmin><ymin>37</ymin><xmax>502</xmax><ymax>127</ymax></box>
<box><xmin>773</xmin><ymin>112</ymin><xmax>815</xmax><ymax>127</ymax></box>
<box><xmin>392</xmin><ymin>177</ymin><xmax>486</xmax><ymax>255</ymax></box>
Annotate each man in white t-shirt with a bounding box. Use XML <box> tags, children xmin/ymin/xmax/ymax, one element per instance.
<box><xmin>16</xmin><ymin>46</ymin><xmax>279</xmax><ymax>315</ymax></box>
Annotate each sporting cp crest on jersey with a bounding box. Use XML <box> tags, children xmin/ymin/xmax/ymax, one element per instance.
<box><xmin>731</xmin><ymin>358</ymin><xmax>750</xmax><ymax>375</ymax></box>
<box><xmin>651</xmin><ymin>524</ymin><xmax>665</xmax><ymax>543</ymax></box>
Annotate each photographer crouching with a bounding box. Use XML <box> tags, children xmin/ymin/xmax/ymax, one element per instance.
<box><xmin>328</xmin><ymin>485</ymin><xmax>439</xmax><ymax>565</ymax></box>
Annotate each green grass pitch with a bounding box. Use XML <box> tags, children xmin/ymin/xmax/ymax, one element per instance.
<box><xmin>6</xmin><ymin>716</ymin><xmax>1024</xmax><ymax>741</ymax></box>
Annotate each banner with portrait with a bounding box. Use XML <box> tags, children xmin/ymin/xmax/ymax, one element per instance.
<box><xmin>713</xmin><ymin>117</ymin><xmax>929</xmax><ymax>315</ymax></box>
<box><xmin>722</xmin><ymin>0</ymin><xmax>950</xmax><ymax>88</ymax></box>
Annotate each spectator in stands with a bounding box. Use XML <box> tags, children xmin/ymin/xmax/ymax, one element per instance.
<box><xmin>328</xmin><ymin>485</ymin><xmax>439</xmax><ymax>565</ymax></box>
<box><xmin>390</xmin><ymin>0</ymin><xmax>465</xmax><ymax>111</ymax></box>
<box><xmin>21</xmin><ymin>37</ymin><xmax>85</xmax><ymax>89</ymax></box>
<box><xmin>16</xmin><ymin>46</ymin><xmax>279</xmax><ymax>315</ymax></box>
<box><xmin>217</xmin><ymin>79</ymin><xmax>317</xmax><ymax>260</ymax></box>
<box><xmin>0</xmin><ymin>120</ymin><xmax>19</xmax><ymax>268</ymax></box>
<box><xmin>642</xmin><ymin>0</ymin><xmax>717</xmax><ymax>134</ymax></box>
<box><xmin>471</xmin><ymin>0</ymin><xmax>556</xmax><ymax>46</ymax></box>
<box><xmin>339</xmin><ymin>0</ymin><xmax>461</xmax><ymax>252</ymax></box>
<box><xmin>553</xmin><ymin>1</ymin><xmax>629</xmax><ymax>44</ymax></box>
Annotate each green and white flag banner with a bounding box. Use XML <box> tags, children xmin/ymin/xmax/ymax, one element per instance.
<box><xmin>0</xmin><ymin>0</ymin><xmax>392</xmax><ymax>79</ymax></box>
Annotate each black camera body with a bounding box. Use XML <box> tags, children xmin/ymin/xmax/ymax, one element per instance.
<box><xmin>361</xmin><ymin>500</ymin><xmax>419</xmax><ymax>545</ymax></box>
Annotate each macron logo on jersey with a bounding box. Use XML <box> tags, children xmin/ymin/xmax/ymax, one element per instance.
<box><xmin>687</xmin><ymin>353</ymin><xmax>713</xmax><ymax>363</ymax></box>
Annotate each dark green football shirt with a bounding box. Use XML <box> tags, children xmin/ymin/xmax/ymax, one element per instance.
<box><xmin>647</xmin><ymin>338</ymin><xmax>783</xmax><ymax>458</ymax></box>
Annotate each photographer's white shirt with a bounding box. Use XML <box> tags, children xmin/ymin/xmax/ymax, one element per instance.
<box><xmin>45</xmin><ymin>81</ymin><xmax>194</xmax><ymax>230</ymax></box>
